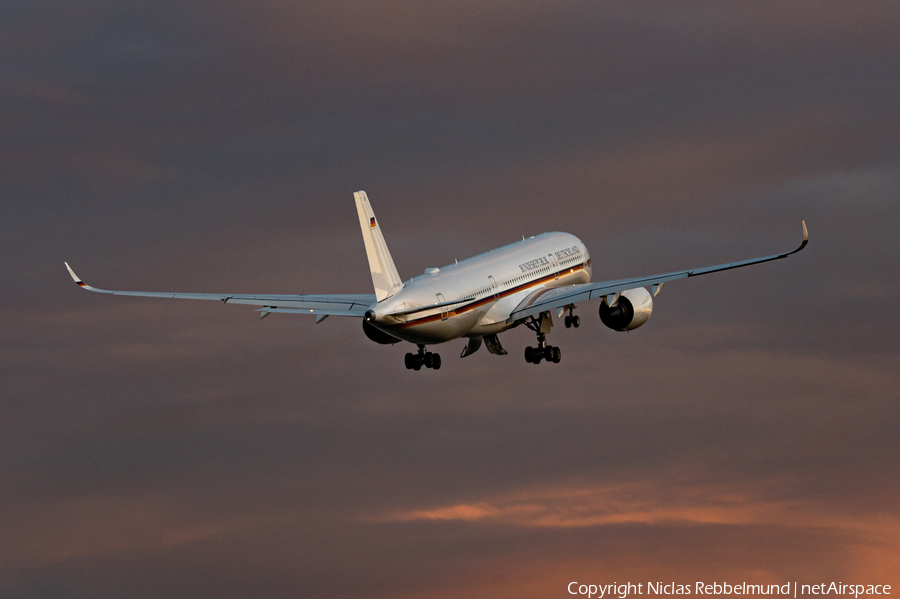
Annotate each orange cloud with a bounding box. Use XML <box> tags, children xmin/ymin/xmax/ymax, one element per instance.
<box><xmin>376</xmin><ymin>478</ymin><xmax>900</xmax><ymax>582</ymax></box>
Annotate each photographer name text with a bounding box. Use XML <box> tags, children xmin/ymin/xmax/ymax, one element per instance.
<box><xmin>568</xmin><ymin>582</ymin><xmax>891</xmax><ymax>599</ymax></box>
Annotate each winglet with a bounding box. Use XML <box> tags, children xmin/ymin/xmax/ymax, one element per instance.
<box><xmin>787</xmin><ymin>219</ymin><xmax>808</xmax><ymax>256</ymax></box>
<box><xmin>64</xmin><ymin>262</ymin><xmax>87</xmax><ymax>287</ymax></box>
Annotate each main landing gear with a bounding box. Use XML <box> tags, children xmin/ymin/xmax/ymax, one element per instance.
<box><xmin>524</xmin><ymin>343</ymin><xmax>560</xmax><ymax>364</ymax></box>
<box><xmin>523</xmin><ymin>315</ymin><xmax>561</xmax><ymax>365</ymax></box>
<box><xmin>405</xmin><ymin>344</ymin><xmax>441</xmax><ymax>370</ymax></box>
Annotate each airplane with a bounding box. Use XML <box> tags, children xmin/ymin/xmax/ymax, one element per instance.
<box><xmin>65</xmin><ymin>191</ymin><xmax>808</xmax><ymax>370</ymax></box>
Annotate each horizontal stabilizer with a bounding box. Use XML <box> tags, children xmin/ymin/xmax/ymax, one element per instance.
<box><xmin>382</xmin><ymin>297</ymin><xmax>468</xmax><ymax>317</ymax></box>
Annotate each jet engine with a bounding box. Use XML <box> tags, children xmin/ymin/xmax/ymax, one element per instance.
<box><xmin>599</xmin><ymin>287</ymin><xmax>653</xmax><ymax>331</ymax></box>
<box><xmin>362</xmin><ymin>319</ymin><xmax>401</xmax><ymax>345</ymax></box>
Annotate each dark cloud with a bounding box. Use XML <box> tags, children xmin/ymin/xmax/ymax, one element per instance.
<box><xmin>2</xmin><ymin>1</ymin><xmax>900</xmax><ymax>597</ymax></box>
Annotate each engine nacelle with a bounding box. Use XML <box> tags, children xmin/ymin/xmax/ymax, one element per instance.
<box><xmin>362</xmin><ymin>319</ymin><xmax>402</xmax><ymax>345</ymax></box>
<box><xmin>599</xmin><ymin>287</ymin><xmax>653</xmax><ymax>331</ymax></box>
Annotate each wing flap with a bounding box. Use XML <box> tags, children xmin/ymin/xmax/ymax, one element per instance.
<box><xmin>255</xmin><ymin>308</ymin><xmax>363</xmax><ymax>317</ymax></box>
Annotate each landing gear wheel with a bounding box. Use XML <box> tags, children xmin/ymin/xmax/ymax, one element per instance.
<box><xmin>524</xmin><ymin>347</ymin><xmax>534</xmax><ymax>363</ymax></box>
<box><xmin>552</xmin><ymin>347</ymin><xmax>561</xmax><ymax>363</ymax></box>
<box><xmin>564</xmin><ymin>315</ymin><xmax>572</xmax><ymax>328</ymax></box>
<box><xmin>406</xmin><ymin>345</ymin><xmax>439</xmax><ymax>371</ymax></box>
<box><xmin>543</xmin><ymin>345</ymin><xmax>555</xmax><ymax>361</ymax></box>
<box><xmin>572</xmin><ymin>315</ymin><xmax>580</xmax><ymax>328</ymax></box>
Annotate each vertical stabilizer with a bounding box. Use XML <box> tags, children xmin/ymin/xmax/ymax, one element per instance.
<box><xmin>354</xmin><ymin>191</ymin><xmax>404</xmax><ymax>301</ymax></box>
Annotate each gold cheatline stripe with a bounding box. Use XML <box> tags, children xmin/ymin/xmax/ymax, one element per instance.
<box><xmin>393</xmin><ymin>263</ymin><xmax>586</xmax><ymax>329</ymax></box>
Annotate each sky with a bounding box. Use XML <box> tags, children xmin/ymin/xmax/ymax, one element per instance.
<box><xmin>2</xmin><ymin>1</ymin><xmax>899</xmax><ymax>597</ymax></box>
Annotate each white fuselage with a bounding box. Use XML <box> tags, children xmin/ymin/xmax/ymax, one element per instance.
<box><xmin>369</xmin><ymin>232</ymin><xmax>592</xmax><ymax>344</ymax></box>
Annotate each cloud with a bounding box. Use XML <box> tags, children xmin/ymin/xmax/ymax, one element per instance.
<box><xmin>378</xmin><ymin>477</ymin><xmax>900</xmax><ymax>533</ymax></box>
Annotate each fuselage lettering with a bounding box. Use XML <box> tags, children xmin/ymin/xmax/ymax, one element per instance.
<box><xmin>519</xmin><ymin>256</ymin><xmax>550</xmax><ymax>272</ymax></box>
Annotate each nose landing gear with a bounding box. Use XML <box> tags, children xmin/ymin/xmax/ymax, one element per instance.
<box><xmin>405</xmin><ymin>344</ymin><xmax>441</xmax><ymax>370</ymax></box>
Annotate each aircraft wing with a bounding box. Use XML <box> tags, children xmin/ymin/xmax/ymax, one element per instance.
<box><xmin>64</xmin><ymin>263</ymin><xmax>375</xmax><ymax>317</ymax></box>
<box><xmin>508</xmin><ymin>220</ymin><xmax>808</xmax><ymax>323</ymax></box>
